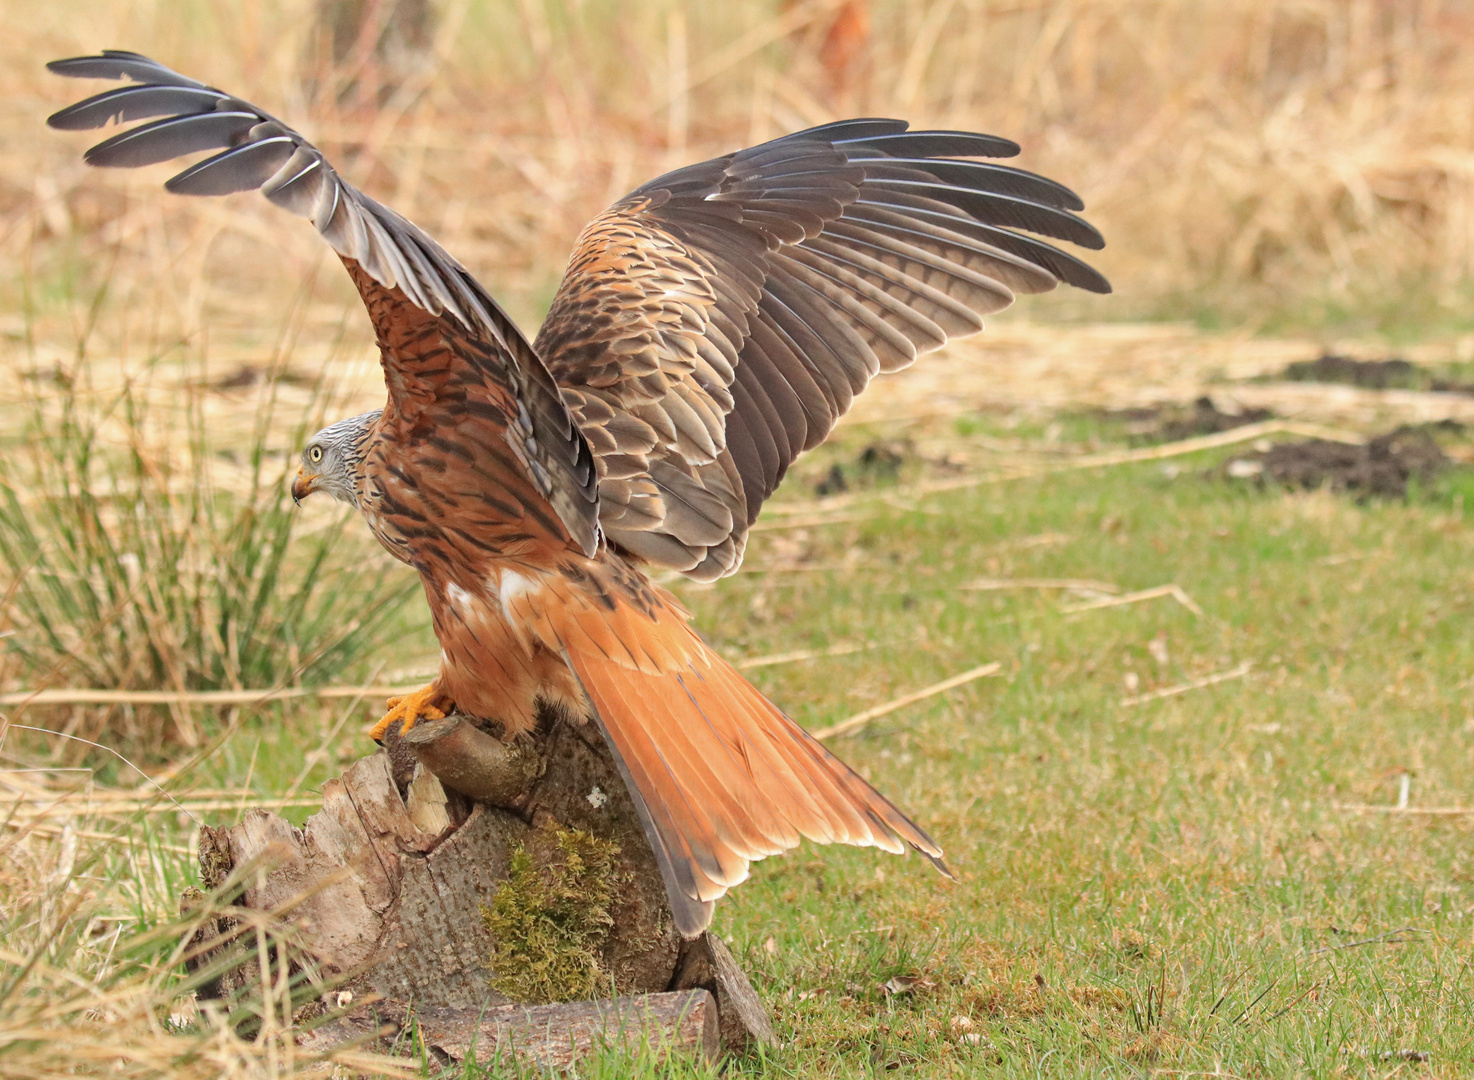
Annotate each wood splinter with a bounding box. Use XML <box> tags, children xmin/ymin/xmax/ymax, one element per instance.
<box><xmin>396</xmin><ymin>714</ymin><xmax>545</xmax><ymax>806</ymax></box>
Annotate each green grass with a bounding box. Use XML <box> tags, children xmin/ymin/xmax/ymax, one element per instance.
<box><xmin>9</xmin><ymin>416</ymin><xmax>1474</xmax><ymax>1077</ymax></box>
<box><xmin>664</xmin><ymin>421</ymin><xmax>1474</xmax><ymax>1077</ymax></box>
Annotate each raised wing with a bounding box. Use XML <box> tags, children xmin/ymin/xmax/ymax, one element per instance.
<box><xmin>536</xmin><ymin>120</ymin><xmax>1110</xmax><ymax>580</ymax></box>
<box><xmin>48</xmin><ymin>51</ymin><xmax>600</xmax><ymax>556</ymax></box>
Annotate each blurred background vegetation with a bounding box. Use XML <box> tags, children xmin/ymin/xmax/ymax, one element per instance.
<box><xmin>8</xmin><ymin>0</ymin><xmax>1474</xmax><ymax>345</ymax></box>
<box><xmin>0</xmin><ymin>0</ymin><xmax>1469</xmax><ymax>759</ymax></box>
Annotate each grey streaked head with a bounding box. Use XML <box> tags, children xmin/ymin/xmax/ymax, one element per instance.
<box><xmin>291</xmin><ymin>410</ymin><xmax>381</xmax><ymax>508</ymax></box>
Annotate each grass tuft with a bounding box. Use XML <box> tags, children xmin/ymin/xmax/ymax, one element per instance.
<box><xmin>0</xmin><ymin>807</ymin><xmax>416</xmax><ymax>1079</ymax></box>
<box><xmin>0</xmin><ymin>361</ymin><xmax>418</xmax><ymax>758</ymax></box>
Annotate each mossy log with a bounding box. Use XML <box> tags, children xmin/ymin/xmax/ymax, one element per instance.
<box><xmin>187</xmin><ymin>712</ymin><xmax>774</xmax><ymax>1061</ymax></box>
<box><xmin>299</xmin><ymin>989</ymin><xmax>720</xmax><ymax>1069</ymax></box>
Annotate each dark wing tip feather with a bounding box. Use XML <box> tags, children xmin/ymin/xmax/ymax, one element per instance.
<box><xmin>922</xmin><ymin>849</ymin><xmax>957</xmax><ymax>881</ymax></box>
<box><xmin>81</xmin><ymin>110</ymin><xmax>264</xmax><ymax>169</ymax></box>
<box><xmin>47</xmin><ymin>85</ymin><xmax>229</xmax><ymax>132</ymax></box>
<box><xmin>165</xmin><ymin>137</ymin><xmax>299</xmax><ymax>196</ymax></box>
<box><xmin>47</xmin><ymin>51</ymin><xmax>207</xmax><ymax>89</ymax></box>
<box><xmin>836</xmin><ymin>129</ymin><xmax>1022</xmax><ymax>159</ymax></box>
<box><xmin>857</xmin><ymin>157</ymin><xmax>1086</xmax><ymax>213</ymax></box>
<box><xmin>779</xmin><ymin>117</ymin><xmax>912</xmax><ymax>143</ymax></box>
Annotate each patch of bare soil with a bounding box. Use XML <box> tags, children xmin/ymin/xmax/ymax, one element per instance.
<box><xmin>1102</xmin><ymin>396</ymin><xmax>1274</xmax><ymax>443</ymax></box>
<box><xmin>1220</xmin><ymin>426</ymin><xmax>1451</xmax><ymax>499</ymax></box>
<box><xmin>814</xmin><ymin>441</ymin><xmax>910</xmax><ymax>496</ymax></box>
<box><xmin>1281</xmin><ymin>353</ymin><xmax>1474</xmax><ymax>394</ymax></box>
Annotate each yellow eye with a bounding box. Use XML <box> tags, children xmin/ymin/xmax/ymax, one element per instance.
<box><xmin>309</xmin><ymin>446</ymin><xmax>323</xmax><ymax>463</ymax></box>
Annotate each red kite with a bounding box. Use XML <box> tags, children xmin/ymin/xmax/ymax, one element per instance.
<box><xmin>50</xmin><ymin>51</ymin><xmax>1108</xmax><ymax>935</ymax></box>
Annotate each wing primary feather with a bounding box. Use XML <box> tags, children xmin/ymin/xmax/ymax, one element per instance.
<box><xmin>802</xmin><ymin>233</ymin><xmax>1005</xmax><ymax>332</ymax></box>
<box><xmin>847</xmin><ymin>156</ymin><xmax>1085</xmax><ymax>212</ymax></box>
<box><xmin>165</xmin><ymin>137</ymin><xmax>297</xmax><ymax>195</ymax></box>
<box><xmin>773</xmin><ymin>251</ymin><xmax>924</xmax><ymax>370</ymax></box>
<box><xmin>772</xmin><ymin>117</ymin><xmax>911</xmax><ymax>143</ymax></box>
<box><xmin>47</xmin><ymin>51</ymin><xmax>208</xmax><ymax>88</ymax></box>
<box><xmin>47</xmin><ymin>84</ymin><xmax>228</xmax><ymax>130</ymax></box>
<box><xmin>851</xmin><ymin>200</ymin><xmax>1112</xmax><ymax>293</ymax></box>
<box><xmin>832</xmin><ymin>129</ymin><xmax>1021</xmax><ymax>158</ymax></box>
<box><xmin>862</xmin><ymin>179</ymin><xmax>1105</xmax><ymax>249</ymax></box>
<box><xmin>827</xmin><ymin>211</ymin><xmax>1057</xmax><ymax>296</ymax></box>
<box><xmin>82</xmin><ymin>110</ymin><xmax>263</xmax><ymax>168</ymax></box>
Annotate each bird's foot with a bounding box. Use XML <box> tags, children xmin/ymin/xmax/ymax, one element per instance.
<box><xmin>370</xmin><ymin>683</ymin><xmax>452</xmax><ymax>743</ymax></box>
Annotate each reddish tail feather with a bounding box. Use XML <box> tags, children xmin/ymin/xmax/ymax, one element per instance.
<box><xmin>558</xmin><ymin>605</ymin><xmax>953</xmax><ymax>937</ymax></box>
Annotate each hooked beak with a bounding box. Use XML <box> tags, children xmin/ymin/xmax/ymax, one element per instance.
<box><xmin>291</xmin><ymin>466</ymin><xmax>315</xmax><ymax>506</ymax></box>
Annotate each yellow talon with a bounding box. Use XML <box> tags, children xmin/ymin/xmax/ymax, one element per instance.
<box><xmin>369</xmin><ymin>683</ymin><xmax>452</xmax><ymax>743</ymax></box>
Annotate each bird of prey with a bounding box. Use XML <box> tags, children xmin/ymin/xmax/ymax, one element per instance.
<box><xmin>49</xmin><ymin>50</ymin><xmax>1109</xmax><ymax>936</ymax></box>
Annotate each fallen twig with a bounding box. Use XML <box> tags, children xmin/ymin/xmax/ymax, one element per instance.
<box><xmin>814</xmin><ymin>662</ymin><xmax>1002</xmax><ymax>739</ymax></box>
<box><xmin>1309</xmin><ymin>927</ymin><xmax>1422</xmax><ymax>956</ymax></box>
<box><xmin>3</xmin><ymin>792</ymin><xmax>324</xmax><ymax>816</ymax></box>
<box><xmin>1061</xmin><ymin>583</ymin><xmax>1204</xmax><ymax>616</ymax></box>
<box><xmin>1332</xmin><ymin>804</ymin><xmax>1474</xmax><ymax>816</ymax></box>
<box><xmin>735</xmin><ymin>641</ymin><xmax>875</xmax><ymax>670</ymax></box>
<box><xmin>0</xmin><ymin>684</ymin><xmax>416</xmax><ymax>707</ymax></box>
<box><xmin>1120</xmin><ymin>661</ymin><xmax>1253</xmax><ymax>707</ymax></box>
<box><xmin>913</xmin><ymin>419</ymin><xmax>1369</xmax><ymax>497</ymax></box>
<box><xmin>0</xmin><ymin>819</ymin><xmax>195</xmax><ymax>855</ymax></box>
<box><xmin>963</xmin><ymin>577</ymin><xmax>1119</xmax><ymax>594</ymax></box>
<box><xmin>753</xmin><ymin>420</ymin><xmax>1367</xmax><ymax>524</ymax></box>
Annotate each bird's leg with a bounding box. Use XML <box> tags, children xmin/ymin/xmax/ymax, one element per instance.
<box><xmin>370</xmin><ymin>682</ymin><xmax>454</xmax><ymax>743</ymax></box>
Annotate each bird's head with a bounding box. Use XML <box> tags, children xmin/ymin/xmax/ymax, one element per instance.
<box><xmin>291</xmin><ymin>410</ymin><xmax>381</xmax><ymax>508</ymax></box>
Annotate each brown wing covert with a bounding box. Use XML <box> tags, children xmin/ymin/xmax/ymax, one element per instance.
<box><xmin>537</xmin><ymin>118</ymin><xmax>1109</xmax><ymax>580</ymax></box>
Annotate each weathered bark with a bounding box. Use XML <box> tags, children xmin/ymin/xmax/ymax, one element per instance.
<box><xmin>187</xmin><ymin>712</ymin><xmax>774</xmax><ymax>1058</ymax></box>
<box><xmin>671</xmin><ymin>932</ymin><xmax>777</xmax><ymax>1052</ymax></box>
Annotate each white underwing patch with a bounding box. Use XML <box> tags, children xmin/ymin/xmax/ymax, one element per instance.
<box><xmin>445</xmin><ymin>582</ymin><xmax>473</xmax><ymax>613</ymax></box>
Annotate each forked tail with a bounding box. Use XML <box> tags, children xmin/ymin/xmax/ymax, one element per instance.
<box><xmin>555</xmin><ymin>603</ymin><xmax>953</xmax><ymax>937</ymax></box>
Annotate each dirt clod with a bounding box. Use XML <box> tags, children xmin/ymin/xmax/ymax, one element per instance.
<box><xmin>1281</xmin><ymin>353</ymin><xmax>1474</xmax><ymax>394</ymax></box>
<box><xmin>1101</xmin><ymin>397</ymin><xmax>1273</xmax><ymax>443</ymax></box>
<box><xmin>1221</xmin><ymin>426</ymin><xmax>1449</xmax><ymax>499</ymax></box>
<box><xmin>814</xmin><ymin>441</ymin><xmax>910</xmax><ymax>496</ymax></box>
<box><xmin>1158</xmin><ymin>397</ymin><xmax>1273</xmax><ymax>441</ymax></box>
<box><xmin>1283</xmin><ymin>354</ymin><xmax>1422</xmax><ymax>390</ymax></box>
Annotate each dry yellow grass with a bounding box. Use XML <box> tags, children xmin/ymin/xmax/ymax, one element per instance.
<box><xmin>0</xmin><ymin>770</ymin><xmax>420</xmax><ymax>1080</ymax></box>
<box><xmin>3</xmin><ymin>0</ymin><xmax>1473</xmax><ymax>376</ymax></box>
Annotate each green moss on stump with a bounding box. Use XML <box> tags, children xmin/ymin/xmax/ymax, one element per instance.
<box><xmin>482</xmin><ymin>822</ymin><xmax>629</xmax><ymax>1004</ymax></box>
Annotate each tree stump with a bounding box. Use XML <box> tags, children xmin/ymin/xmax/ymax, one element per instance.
<box><xmin>188</xmin><ymin>712</ymin><xmax>774</xmax><ymax>1063</ymax></box>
